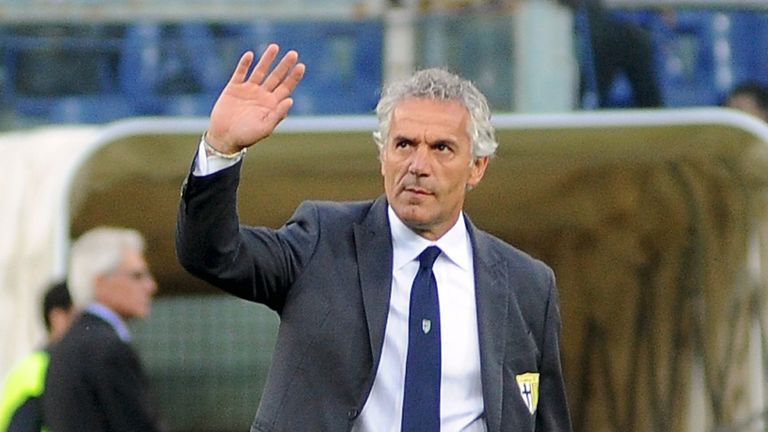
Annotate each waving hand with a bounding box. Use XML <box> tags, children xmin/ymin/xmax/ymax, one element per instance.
<box><xmin>206</xmin><ymin>44</ymin><xmax>305</xmax><ymax>154</ymax></box>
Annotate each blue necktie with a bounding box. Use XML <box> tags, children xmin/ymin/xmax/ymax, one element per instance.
<box><xmin>401</xmin><ymin>246</ymin><xmax>442</xmax><ymax>432</ymax></box>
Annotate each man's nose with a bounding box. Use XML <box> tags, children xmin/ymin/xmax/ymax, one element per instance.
<box><xmin>407</xmin><ymin>145</ymin><xmax>431</xmax><ymax>175</ymax></box>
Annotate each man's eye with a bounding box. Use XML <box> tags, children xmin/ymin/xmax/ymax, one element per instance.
<box><xmin>435</xmin><ymin>143</ymin><xmax>450</xmax><ymax>152</ymax></box>
<box><xmin>395</xmin><ymin>140</ymin><xmax>410</xmax><ymax>148</ymax></box>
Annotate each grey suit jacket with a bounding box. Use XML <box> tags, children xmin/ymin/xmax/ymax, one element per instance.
<box><xmin>176</xmin><ymin>160</ymin><xmax>571</xmax><ymax>432</ymax></box>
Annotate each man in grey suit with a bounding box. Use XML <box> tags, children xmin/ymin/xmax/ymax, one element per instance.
<box><xmin>176</xmin><ymin>44</ymin><xmax>571</xmax><ymax>431</ymax></box>
<box><xmin>45</xmin><ymin>227</ymin><xmax>161</xmax><ymax>431</ymax></box>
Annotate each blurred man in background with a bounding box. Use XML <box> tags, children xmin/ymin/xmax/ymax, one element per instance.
<box><xmin>0</xmin><ymin>280</ymin><xmax>75</xmax><ymax>432</ymax></box>
<box><xmin>560</xmin><ymin>0</ymin><xmax>662</xmax><ymax>108</ymax></box>
<box><xmin>43</xmin><ymin>227</ymin><xmax>161</xmax><ymax>432</ymax></box>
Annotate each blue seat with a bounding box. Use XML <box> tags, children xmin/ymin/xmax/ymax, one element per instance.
<box><xmin>728</xmin><ymin>11</ymin><xmax>768</xmax><ymax>90</ymax></box>
<box><xmin>163</xmin><ymin>94</ymin><xmax>216</xmax><ymax>117</ymax></box>
<box><xmin>119</xmin><ymin>22</ymin><xmax>163</xmax><ymax>111</ymax></box>
<box><xmin>177</xmin><ymin>23</ymin><xmax>223</xmax><ymax>93</ymax></box>
<box><xmin>260</xmin><ymin>19</ymin><xmax>382</xmax><ymax>115</ymax></box>
<box><xmin>48</xmin><ymin>95</ymin><xmax>134</xmax><ymax>124</ymax></box>
<box><xmin>651</xmin><ymin>10</ymin><xmax>726</xmax><ymax>106</ymax></box>
<box><xmin>606</xmin><ymin>73</ymin><xmax>635</xmax><ymax>108</ymax></box>
<box><xmin>610</xmin><ymin>9</ymin><xmax>657</xmax><ymax>28</ymax></box>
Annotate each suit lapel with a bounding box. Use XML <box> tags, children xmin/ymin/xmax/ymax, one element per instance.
<box><xmin>353</xmin><ymin>196</ymin><xmax>394</xmax><ymax>374</ymax></box>
<box><xmin>467</xmin><ymin>219</ymin><xmax>508</xmax><ymax>432</ymax></box>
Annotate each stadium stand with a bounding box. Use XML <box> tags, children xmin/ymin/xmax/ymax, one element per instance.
<box><xmin>0</xmin><ymin>3</ymin><xmax>768</xmax><ymax>123</ymax></box>
<box><xmin>0</xmin><ymin>19</ymin><xmax>384</xmax><ymax>123</ymax></box>
<box><xmin>603</xmin><ymin>7</ymin><xmax>768</xmax><ymax>108</ymax></box>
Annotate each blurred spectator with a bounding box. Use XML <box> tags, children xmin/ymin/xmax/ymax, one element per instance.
<box><xmin>725</xmin><ymin>81</ymin><xmax>768</xmax><ymax>122</ymax></box>
<box><xmin>43</xmin><ymin>227</ymin><xmax>162</xmax><ymax>432</ymax></box>
<box><xmin>0</xmin><ymin>280</ymin><xmax>75</xmax><ymax>432</ymax></box>
<box><xmin>560</xmin><ymin>0</ymin><xmax>663</xmax><ymax>108</ymax></box>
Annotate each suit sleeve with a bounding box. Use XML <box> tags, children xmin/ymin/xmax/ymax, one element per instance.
<box><xmin>536</xmin><ymin>269</ymin><xmax>573</xmax><ymax>432</ymax></box>
<box><xmin>176</xmin><ymin>156</ymin><xmax>320</xmax><ymax>312</ymax></box>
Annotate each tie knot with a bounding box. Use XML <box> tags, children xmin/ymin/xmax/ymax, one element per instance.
<box><xmin>418</xmin><ymin>246</ymin><xmax>442</xmax><ymax>270</ymax></box>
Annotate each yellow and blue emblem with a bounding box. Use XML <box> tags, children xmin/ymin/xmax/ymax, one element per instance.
<box><xmin>516</xmin><ymin>372</ymin><xmax>540</xmax><ymax>415</ymax></box>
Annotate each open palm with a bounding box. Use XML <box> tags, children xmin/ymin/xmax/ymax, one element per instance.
<box><xmin>207</xmin><ymin>44</ymin><xmax>305</xmax><ymax>154</ymax></box>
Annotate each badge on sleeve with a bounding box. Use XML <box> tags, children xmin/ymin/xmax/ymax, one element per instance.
<box><xmin>516</xmin><ymin>372</ymin><xmax>540</xmax><ymax>415</ymax></box>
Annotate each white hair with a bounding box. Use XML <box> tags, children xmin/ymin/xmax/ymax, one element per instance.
<box><xmin>373</xmin><ymin>68</ymin><xmax>498</xmax><ymax>159</ymax></box>
<box><xmin>67</xmin><ymin>226</ymin><xmax>145</xmax><ymax>309</ymax></box>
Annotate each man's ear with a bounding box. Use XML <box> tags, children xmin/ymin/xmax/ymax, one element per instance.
<box><xmin>92</xmin><ymin>274</ymin><xmax>109</xmax><ymax>301</ymax></box>
<box><xmin>467</xmin><ymin>156</ymin><xmax>490</xmax><ymax>189</ymax></box>
<box><xmin>48</xmin><ymin>307</ymin><xmax>76</xmax><ymax>341</ymax></box>
<box><xmin>379</xmin><ymin>150</ymin><xmax>387</xmax><ymax>177</ymax></box>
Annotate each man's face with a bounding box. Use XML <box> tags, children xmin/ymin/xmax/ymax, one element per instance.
<box><xmin>95</xmin><ymin>249</ymin><xmax>157</xmax><ymax>320</ymax></box>
<box><xmin>48</xmin><ymin>306</ymin><xmax>77</xmax><ymax>343</ymax></box>
<box><xmin>380</xmin><ymin>98</ymin><xmax>489</xmax><ymax>240</ymax></box>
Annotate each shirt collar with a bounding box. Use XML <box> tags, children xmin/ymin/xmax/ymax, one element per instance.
<box><xmin>388</xmin><ymin>205</ymin><xmax>472</xmax><ymax>271</ymax></box>
<box><xmin>85</xmin><ymin>303</ymin><xmax>131</xmax><ymax>342</ymax></box>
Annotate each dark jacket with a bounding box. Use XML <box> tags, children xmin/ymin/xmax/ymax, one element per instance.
<box><xmin>43</xmin><ymin>312</ymin><xmax>160</xmax><ymax>432</ymax></box>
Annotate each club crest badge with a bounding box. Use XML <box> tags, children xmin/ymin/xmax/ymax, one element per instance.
<box><xmin>516</xmin><ymin>372</ymin><xmax>540</xmax><ymax>415</ymax></box>
<box><xmin>422</xmin><ymin>319</ymin><xmax>431</xmax><ymax>334</ymax></box>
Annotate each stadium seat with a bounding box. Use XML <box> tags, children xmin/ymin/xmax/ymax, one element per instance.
<box><xmin>177</xmin><ymin>23</ymin><xmax>223</xmax><ymax>93</ymax></box>
<box><xmin>119</xmin><ymin>22</ymin><xmax>163</xmax><ymax>109</ymax></box>
<box><xmin>652</xmin><ymin>10</ymin><xmax>727</xmax><ymax>106</ymax></box>
<box><xmin>727</xmin><ymin>11</ymin><xmax>768</xmax><ymax>90</ymax></box>
<box><xmin>48</xmin><ymin>95</ymin><xmax>134</xmax><ymax>124</ymax></box>
<box><xmin>163</xmin><ymin>94</ymin><xmax>216</xmax><ymax>117</ymax></box>
<box><xmin>263</xmin><ymin>20</ymin><xmax>382</xmax><ymax>115</ymax></box>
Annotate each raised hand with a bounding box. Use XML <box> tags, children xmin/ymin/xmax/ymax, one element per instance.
<box><xmin>206</xmin><ymin>44</ymin><xmax>305</xmax><ymax>154</ymax></box>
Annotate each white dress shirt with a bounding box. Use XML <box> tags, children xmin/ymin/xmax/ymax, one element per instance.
<box><xmin>354</xmin><ymin>207</ymin><xmax>486</xmax><ymax>432</ymax></box>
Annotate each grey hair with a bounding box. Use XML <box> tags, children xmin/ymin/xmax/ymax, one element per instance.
<box><xmin>67</xmin><ymin>226</ymin><xmax>145</xmax><ymax>309</ymax></box>
<box><xmin>373</xmin><ymin>68</ymin><xmax>498</xmax><ymax>159</ymax></box>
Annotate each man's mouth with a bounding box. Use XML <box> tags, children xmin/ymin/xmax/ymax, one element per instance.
<box><xmin>403</xmin><ymin>186</ymin><xmax>432</xmax><ymax>196</ymax></box>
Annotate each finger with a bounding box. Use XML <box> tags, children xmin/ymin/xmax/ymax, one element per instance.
<box><xmin>248</xmin><ymin>43</ymin><xmax>280</xmax><ymax>85</ymax></box>
<box><xmin>262</xmin><ymin>50</ymin><xmax>299</xmax><ymax>92</ymax></box>
<box><xmin>273</xmin><ymin>63</ymin><xmax>306</xmax><ymax>101</ymax></box>
<box><xmin>228</xmin><ymin>51</ymin><xmax>254</xmax><ymax>84</ymax></box>
<box><xmin>273</xmin><ymin>98</ymin><xmax>295</xmax><ymax>123</ymax></box>
<box><xmin>259</xmin><ymin>98</ymin><xmax>294</xmax><ymax>138</ymax></box>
